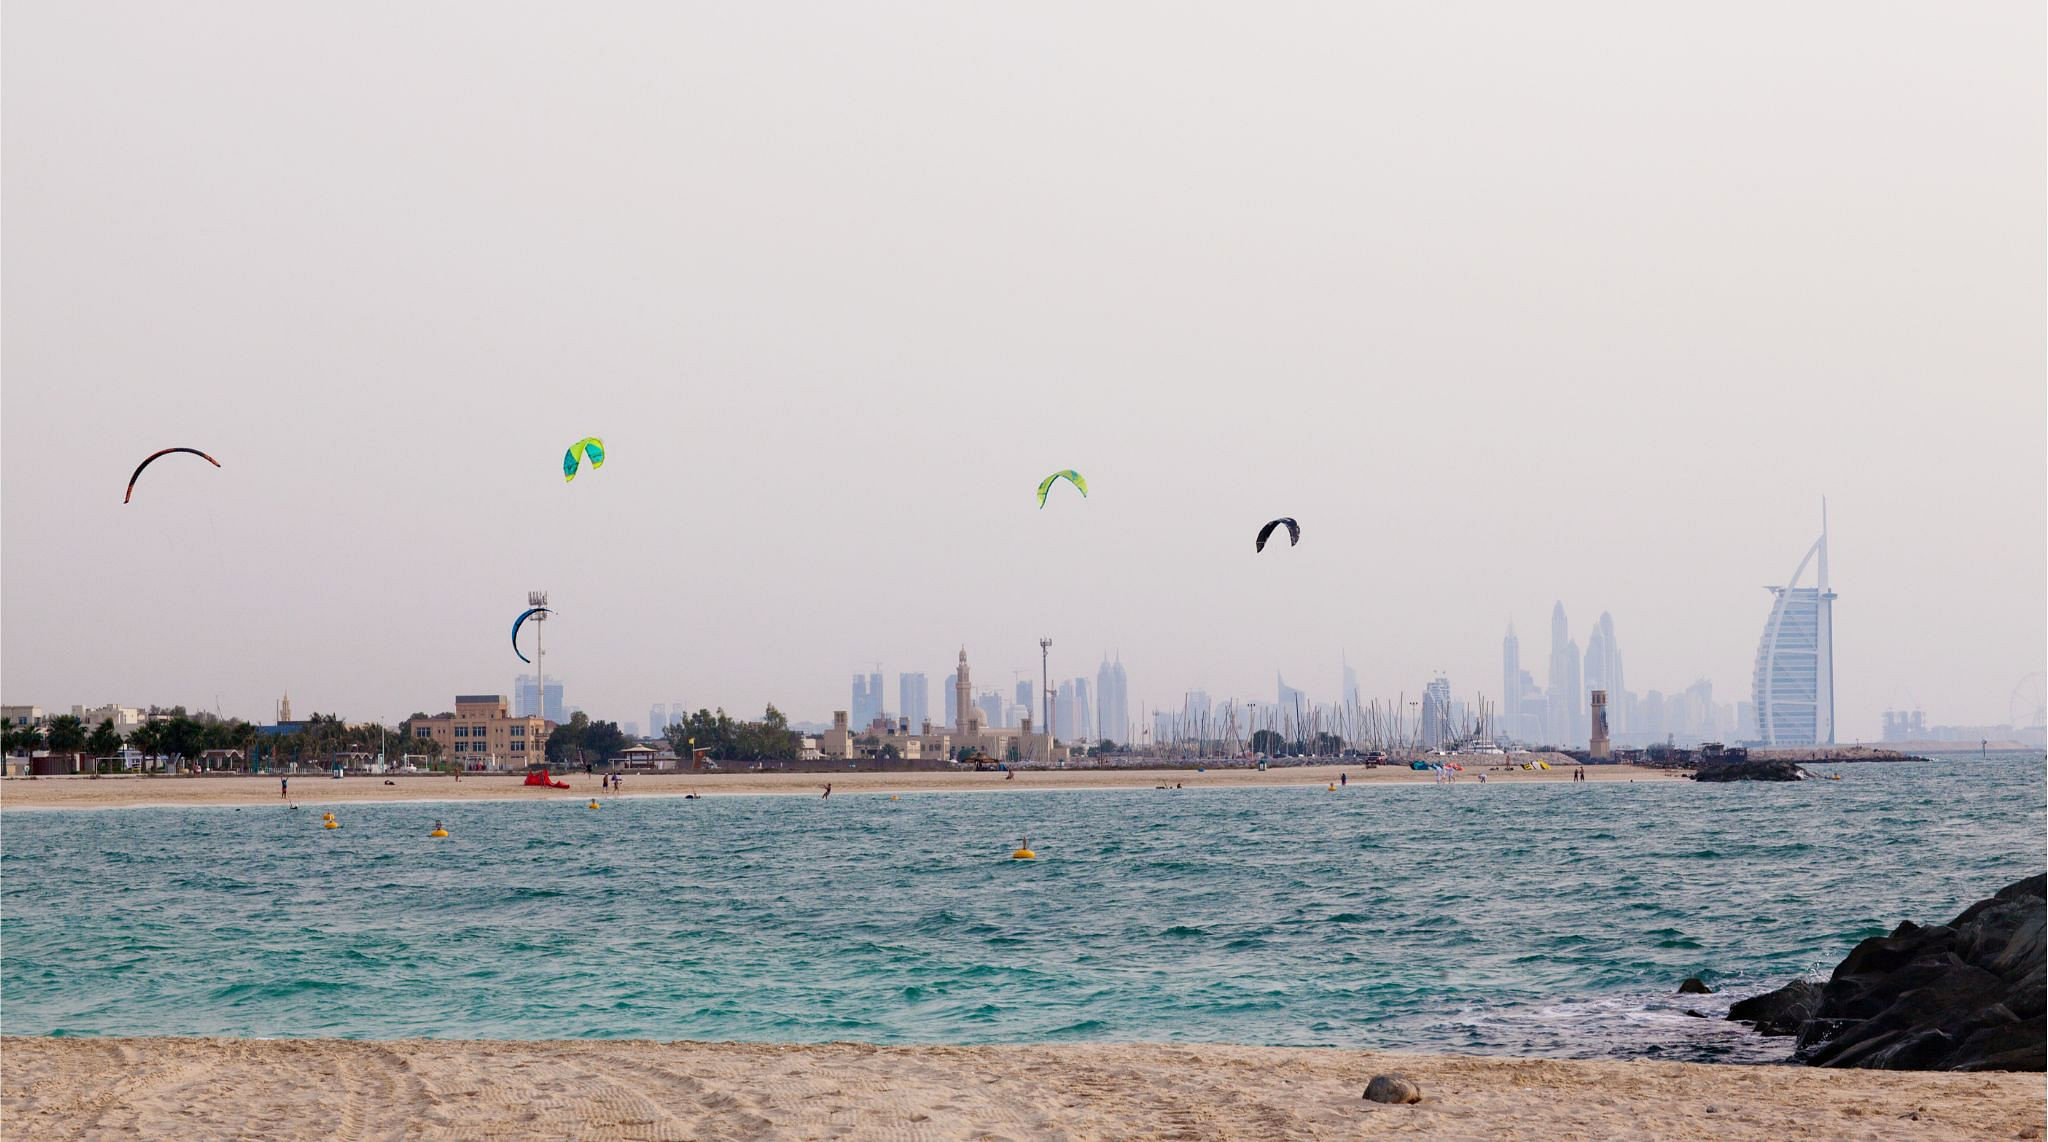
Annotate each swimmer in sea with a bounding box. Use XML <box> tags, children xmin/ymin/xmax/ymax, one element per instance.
<box><xmin>822</xmin><ymin>783</ymin><xmax>831</xmax><ymax>798</ymax></box>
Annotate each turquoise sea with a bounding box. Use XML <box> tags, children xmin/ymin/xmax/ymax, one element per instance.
<box><xmin>4</xmin><ymin>752</ymin><xmax>2041</xmax><ymax>1061</ymax></box>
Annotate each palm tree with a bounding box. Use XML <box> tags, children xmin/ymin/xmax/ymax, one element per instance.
<box><xmin>44</xmin><ymin>715</ymin><xmax>87</xmax><ymax>758</ymax></box>
<box><xmin>128</xmin><ymin>721</ymin><xmax>164</xmax><ymax>772</ymax></box>
<box><xmin>86</xmin><ymin>720</ymin><xmax>124</xmax><ymax>770</ymax></box>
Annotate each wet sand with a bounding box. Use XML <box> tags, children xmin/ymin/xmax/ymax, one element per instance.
<box><xmin>0</xmin><ymin>759</ymin><xmax>1678</xmax><ymax>809</ymax></box>
<box><xmin>3</xmin><ymin>1037</ymin><xmax>2039</xmax><ymax>1141</ymax></box>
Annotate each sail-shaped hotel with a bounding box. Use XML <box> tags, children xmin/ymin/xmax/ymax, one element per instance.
<box><xmin>1751</xmin><ymin>505</ymin><xmax>1836</xmax><ymax>746</ymax></box>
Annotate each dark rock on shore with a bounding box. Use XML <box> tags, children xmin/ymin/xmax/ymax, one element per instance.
<box><xmin>1362</xmin><ymin>1074</ymin><xmax>1422</xmax><ymax>1104</ymax></box>
<box><xmin>1728</xmin><ymin>874</ymin><xmax>2045</xmax><ymax>1071</ymax></box>
<box><xmin>1728</xmin><ymin>979</ymin><xmax>1823</xmax><ymax>1036</ymax></box>
<box><xmin>1690</xmin><ymin>758</ymin><xmax>1806</xmax><ymax>782</ymax></box>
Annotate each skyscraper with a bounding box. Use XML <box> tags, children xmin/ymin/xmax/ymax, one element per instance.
<box><xmin>1547</xmin><ymin>603</ymin><xmax>1581</xmax><ymax>746</ymax></box>
<box><xmin>1070</xmin><ymin>678</ymin><xmax>1092</xmax><ymax>744</ymax></box>
<box><xmin>1014</xmin><ymin>679</ymin><xmax>1034</xmax><ymax>717</ymax></box>
<box><xmin>1421</xmin><ymin>675</ymin><xmax>1453</xmax><ymax>748</ymax></box>
<box><xmin>1502</xmin><ymin>623</ymin><xmax>1521</xmax><ymax>740</ymax></box>
<box><xmin>1276</xmin><ymin>674</ymin><xmax>1307</xmax><ymax>718</ymax></box>
<box><xmin>1095</xmin><ymin>655</ymin><xmax>1129</xmax><ymax>745</ymax></box>
<box><xmin>976</xmin><ymin>691</ymin><xmax>1005</xmax><ymax>730</ymax></box>
<box><xmin>868</xmin><ymin>670</ymin><xmax>885</xmax><ymax>722</ymax></box>
<box><xmin>1752</xmin><ymin>508</ymin><xmax>1836</xmax><ymax>746</ymax></box>
<box><xmin>514</xmin><ymin>674</ymin><xmax>566</xmax><ymax>724</ymax></box>
<box><xmin>899</xmin><ymin>673</ymin><xmax>929</xmax><ymax>730</ymax></box>
<box><xmin>649</xmin><ymin>703</ymin><xmax>667</xmax><ymax>735</ymax></box>
<box><xmin>1583</xmin><ymin>612</ymin><xmax>1624</xmax><ymax>733</ymax></box>
<box><xmin>1055</xmin><ymin>680</ymin><xmax>1077</xmax><ymax>738</ymax></box>
<box><xmin>1112</xmin><ymin>657</ymin><xmax>1129</xmax><ymax>743</ymax></box>
<box><xmin>850</xmin><ymin>674</ymin><xmax>876</xmax><ymax>729</ymax></box>
<box><xmin>1340</xmin><ymin>658</ymin><xmax>1360</xmax><ymax>709</ymax></box>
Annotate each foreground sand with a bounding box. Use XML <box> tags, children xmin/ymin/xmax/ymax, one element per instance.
<box><xmin>1</xmin><ymin>759</ymin><xmax>1679</xmax><ymax>809</ymax></box>
<box><xmin>3</xmin><ymin>1038</ymin><xmax>2040</xmax><ymax>1141</ymax></box>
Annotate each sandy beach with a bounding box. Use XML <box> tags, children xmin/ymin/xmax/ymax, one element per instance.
<box><xmin>0</xmin><ymin>759</ymin><xmax>1680</xmax><ymax>810</ymax></box>
<box><xmin>4</xmin><ymin>1037</ymin><xmax>2040</xmax><ymax>1141</ymax></box>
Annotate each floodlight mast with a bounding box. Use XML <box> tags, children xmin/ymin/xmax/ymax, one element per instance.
<box><xmin>528</xmin><ymin>590</ymin><xmax>549</xmax><ymax>732</ymax></box>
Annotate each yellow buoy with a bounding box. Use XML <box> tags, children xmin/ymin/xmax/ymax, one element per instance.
<box><xmin>587</xmin><ymin>800</ymin><xmax>601</xmax><ymax>810</ymax></box>
<box><xmin>1011</xmin><ymin>848</ymin><xmax>1036</xmax><ymax>860</ymax></box>
<box><xmin>1327</xmin><ymin>784</ymin><xmax>1336</xmax><ymax>791</ymax></box>
<box><xmin>324</xmin><ymin>820</ymin><xmax>340</xmax><ymax>829</ymax></box>
<box><xmin>889</xmin><ymin>795</ymin><xmax>900</xmax><ymax>801</ymax></box>
<box><xmin>429</xmin><ymin>823</ymin><xmax>448</xmax><ymax>838</ymax></box>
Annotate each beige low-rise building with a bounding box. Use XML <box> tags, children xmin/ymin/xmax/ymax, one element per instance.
<box><xmin>818</xmin><ymin>649</ymin><xmax>1068</xmax><ymax>765</ymax></box>
<box><xmin>405</xmin><ymin>695</ymin><xmax>552</xmax><ymax>769</ymax></box>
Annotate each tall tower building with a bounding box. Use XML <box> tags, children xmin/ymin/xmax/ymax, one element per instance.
<box><xmin>1071</xmin><ymin>678</ymin><xmax>1092</xmax><ymax>744</ymax></box>
<box><xmin>1752</xmin><ymin>506</ymin><xmax>1836</xmax><ymax>746</ymax></box>
<box><xmin>1341</xmin><ymin>657</ymin><xmax>1360</xmax><ymax>709</ymax></box>
<box><xmin>1277</xmin><ymin>674</ymin><xmax>1307</xmax><ymax>719</ymax></box>
<box><xmin>1583</xmin><ymin>612</ymin><xmax>1624</xmax><ymax>733</ymax></box>
<box><xmin>514</xmin><ymin>675</ymin><xmax>564</xmax><ymax>722</ymax></box>
<box><xmin>850</xmin><ymin>674</ymin><xmax>875</xmax><ymax>729</ymax></box>
<box><xmin>649</xmin><ymin>703</ymin><xmax>668</xmax><ymax>735</ymax></box>
<box><xmin>1112</xmin><ymin>655</ymin><xmax>1130</xmax><ymax>745</ymax></box>
<box><xmin>1095</xmin><ymin>655</ymin><xmax>1130</xmax><ymax>746</ymax></box>
<box><xmin>1015</xmin><ymin>679</ymin><xmax>1034</xmax><ymax>716</ymax></box>
<box><xmin>1421</xmin><ymin>675</ymin><xmax>1453</xmax><ymax>748</ymax></box>
<box><xmin>976</xmin><ymin>691</ymin><xmax>1005</xmax><ymax>730</ymax></box>
<box><xmin>1501</xmin><ymin>623</ymin><xmax>1521</xmax><ymax>740</ymax></box>
<box><xmin>899</xmin><ymin>673</ymin><xmax>929</xmax><ymax>731</ymax></box>
<box><xmin>1547</xmin><ymin>603</ymin><xmax>1582</xmax><ymax>746</ymax></box>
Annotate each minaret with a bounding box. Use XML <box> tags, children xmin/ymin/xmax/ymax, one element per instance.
<box><xmin>278</xmin><ymin>692</ymin><xmax>292</xmax><ymax>723</ymax></box>
<box><xmin>955</xmin><ymin>647</ymin><xmax>974</xmax><ymax>734</ymax></box>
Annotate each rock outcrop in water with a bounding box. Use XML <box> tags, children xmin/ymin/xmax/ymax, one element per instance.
<box><xmin>1728</xmin><ymin>874</ymin><xmax>2046</xmax><ymax>1071</ymax></box>
<box><xmin>1728</xmin><ymin>979</ymin><xmax>1823</xmax><ymax>1036</ymax></box>
<box><xmin>1689</xmin><ymin>758</ymin><xmax>1806</xmax><ymax>782</ymax></box>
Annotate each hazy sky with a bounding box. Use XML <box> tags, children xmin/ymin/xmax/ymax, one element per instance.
<box><xmin>5</xmin><ymin>3</ymin><xmax>2042</xmax><ymax>738</ymax></box>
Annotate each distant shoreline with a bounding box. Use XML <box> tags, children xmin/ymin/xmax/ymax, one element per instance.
<box><xmin>0</xmin><ymin>761</ymin><xmax>1683</xmax><ymax>811</ymax></box>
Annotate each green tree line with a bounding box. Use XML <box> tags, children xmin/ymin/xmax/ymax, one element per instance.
<box><xmin>4</xmin><ymin>707</ymin><xmax>444</xmax><ymax>772</ymax></box>
<box><xmin>661</xmin><ymin>705</ymin><xmax>798</xmax><ymax>763</ymax></box>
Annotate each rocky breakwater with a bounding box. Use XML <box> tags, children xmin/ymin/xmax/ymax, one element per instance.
<box><xmin>1729</xmin><ymin>874</ymin><xmax>2045</xmax><ymax>1070</ymax></box>
<box><xmin>1690</xmin><ymin>757</ymin><xmax>1808</xmax><ymax>782</ymax></box>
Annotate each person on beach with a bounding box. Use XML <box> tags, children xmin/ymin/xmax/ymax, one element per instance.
<box><xmin>1340</xmin><ymin>773</ymin><xmax>1347</xmax><ymax>786</ymax></box>
<box><xmin>822</xmin><ymin>783</ymin><xmax>831</xmax><ymax>798</ymax></box>
<box><xmin>280</xmin><ymin>777</ymin><xmax>288</xmax><ymax>799</ymax></box>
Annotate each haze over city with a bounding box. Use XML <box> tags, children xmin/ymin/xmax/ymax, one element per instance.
<box><xmin>4</xmin><ymin>3</ymin><xmax>2041</xmax><ymax>739</ymax></box>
